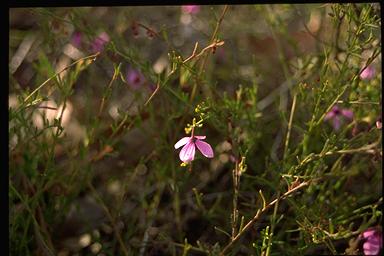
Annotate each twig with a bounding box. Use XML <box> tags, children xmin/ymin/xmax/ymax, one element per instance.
<box><xmin>324</xmin><ymin>141</ymin><xmax>380</xmax><ymax>155</ymax></box>
<box><xmin>36</xmin><ymin>106</ymin><xmax>58</xmax><ymax>111</ymax></box>
<box><xmin>182</xmin><ymin>42</ymin><xmax>199</xmax><ymax>63</ymax></box>
<box><xmin>183</xmin><ymin>40</ymin><xmax>225</xmax><ymax>64</ymax></box>
<box><xmin>358</xmin><ymin>48</ymin><xmax>381</xmax><ymax>77</ymax></box>
<box><xmin>336</xmin><ymin>100</ymin><xmax>380</xmax><ymax>105</ymax></box>
<box><xmin>316</xmin><ymin>43</ymin><xmax>379</xmax><ymax>127</ymax></box>
<box><xmin>290</xmin><ymin>139</ymin><xmax>381</xmax><ymax>176</ymax></box>
<box><xmin>143</xmin><ymin>28</ymin><xmax>224</xmax><ymax>107</ymax></box>
<box><xmin>23</xmin><ymin>52</ymin><xmax>99</xmax><ymax>103</ymax></box>
<box><xmin>137</xmin><ymin>22</ymin><xmax>159</xmax><ymax>38</ymax></box>
<box><xmin>231</xmin><ymin>162</ymin><xmax>240</xmax><ymax>239</ymax></box>
<box><xmin>316</xmin><ymin>85</ymin><xmax>348</xmax><ymax>126</ymax></box>
<box><xmin>220</xmin><ymin>181</ymin><xmax>310</xmax><ymax>255</ymax></box>
<box><xmin>98</xmin><ymin>64</ymin><xmax>120</xmax><ymax>117</ymax></box>
<box><xmin>143</xmin><ymin>38</ymin><xmax>224</xmax><ymax>106</ymax></box>
<box><xmin>190</xmin><ymin>5</ymin><xmax>229</xmax><ymax>101</ymax></box>
<box><xmin>10</xmin><ymin>181</ymin><xmax>55</xmax><ymax>256</ymax></box>
<box><xmin>283</xmin><ymin>93</ymin><xmax>297</xmax><ymax>159</ymax></box>
<box><xmin>144</xmin><ymin>82</ymin><xmax>160</xmax><ymax>106</ymax></box>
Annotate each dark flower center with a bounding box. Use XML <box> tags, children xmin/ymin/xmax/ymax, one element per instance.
<box><xmin>333</xmin><ymin>109</ymin><xmax>341</xmax><ymax>115</ymax></box>
<box><xmin>134</xmin><ymin>76</ymin><xmax>141</xmax><ymax>84</ymax></box>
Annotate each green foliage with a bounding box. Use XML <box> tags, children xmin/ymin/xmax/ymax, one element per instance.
<box><xmin>9</xmin><ymin>3</ymin><xmax>381</xmax><ymax>255</ymax></box>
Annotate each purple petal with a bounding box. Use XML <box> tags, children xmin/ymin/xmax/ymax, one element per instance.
<box><xmin>127</xmin><ymin>68</ymin><xmax>145</xmax><ymax>90</ymax></box>
<box><xmin>195</xmin><ymin>140</ymin><xmax>214</xmax><ymax>158</ymax></box>
<box><xmin>174</xmin><ymin>137</ymin><xmax>191</xmax><ymax>149</ymax></box>
<box><xmin>97</xmin><ymin>32</ymin><xmax>110</xmax><ymax>44</ymax></box>
<box><xmin>71</xmin><ymin>31</ymin><xmax>82</xmax><ymax>48</ymax></box>
<box><xmin>332</xmin><ymin>117</ymin><xmax>341</xmax><ymax>131</ymax></box>
<box><xmin>324</xmin><ymin>111</ymin><xmax>336</xmax><ymax>121</ymax></box>
<box><xmin>360</xmin><ymin>66</ymin><xmax>375</xmax><ymax>80</ymax></box>
<box><xmin>179</xmin><ymin>141</ymin><xmax>196</xmax><ymax>162</ymax></box>
<box><xmin>91</xmin><ymin>32</ymin><xmax>110</xmax><ymax>53</ymax></box>
<box><xmin>363</xmin><ymin>229</ymin><xmax>378</xmax><ymax>239</ymax></box>
<box><xmin>363</xmin><ymin>241</ymin><xmax>380</xmax><ymax>255</ymax></box>
<box><xmin>341</xmin><ymin>109</ymin><xmax>353</xmax><ymax>119</ymax></box>
<box><xmin>194</xmin><ymin>135</ymin><xmax>206</xmax><ymax>140</ymax></box>
<box><xmin>181</xmin><ymin>5</ymin><xmax>200</xmax><ymax>14</ymax></box>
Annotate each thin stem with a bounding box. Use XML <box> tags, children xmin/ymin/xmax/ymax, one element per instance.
<box><xmin>98</xmin><ymin>64</ymin><xmax>120</xmax><ymax>117</ymax></box>
<box><xmin>283</xmin><ymin>93</ymin><xmax>297</xmax><ymax>159</ymax></box>
<box><xmin>336</xmin><ymin>100</ymin><xmax>380</xmax><ymax>105</ymax></box>
<box><xmin>137</xmin><ymin>22</ymin><xmax>159</xmax><ymax>37</ymax></box>
<box><xmin>182</xmin><ymin>42</ymin><xmax>199</xmax><ymax>63</ymax></box>
<box><xmin>144</xmin><ymin>82</ymin><xmax>160</xmax><ymax>106</ymax></box>
<box><xmin>190</xmin><ymin>5</ymin><xmax>229</xmax><ymax>102</ymax></box>
<box><xmin>231</xmin><ymin>162</ymin><xmax>240</xmax><ymax>239</ymax></box>
<box><xmin>10</xmin><ymin>182</ymin><xmax>55</xmax><ymax>256</ymax></box>
<box><xmin>183</xmin><ymin>40</ymin><xmax>224</xmax><ymax>64</ymax></box>
<box><xmin>220</xmin><ymin>181</ymin><xmax>310</xmax><ymax>255</ymax></box>
<box><xmin>316</xmin><ymin>85</ymin><xmax>348</xmax><ymax>126</ymax></box>
<box><xmin>23</xmin><ymin>52</ymin><xmax>99</xmax><ymax>103</ymax></box>
<box><xmin>144</xmin><ymin>39</ymin><xmax>224</xmax><ymax>107</ymax></box>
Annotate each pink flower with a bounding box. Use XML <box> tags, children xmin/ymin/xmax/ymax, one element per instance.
<box><xmin>131</xmin><ymin>21</ymin><xmax>139</xmax><ymax>37</ymax></box>
<box><xmin>126</xmin><ymin>68</ymin><xmax>145</xmax><ymax>90</ymax></box>
<box><xmin>91</xmin><ymin>32</ymin><xmax>110</xmax><ymax>53</ymax></box>
<box><xmin>71</xmin><ymin>31</ymin><xmax>82</xmax><ymax>48</ymax></box>
<box><xmin>360</xmin><ymin>227</ymin><xmax>382</xmax><ymax>255</ymax></box>
<box><xmin>324</xmin><ymin>105</ymin><xmax>353</xmax><ymax>131</ymax></box>
<box><xmin>181</xmin><ymin>5</ymin><xmax>200</xmax><ymax>14</ymax></box>
<box><xmin>174</xmin><ymin>134</ymin><xmax>214</xmax><ymax>163</ymax></box>
<box><xmin>360</xmin><ymin>65</ymin><xmax>376</xmax><ymax>80</ymax></box>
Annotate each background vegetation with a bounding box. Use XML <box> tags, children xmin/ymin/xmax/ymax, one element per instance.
<box><xmin>9</xmin><ymin>4</ymin><xmax>382</xmax><ymax>255</ymax></box>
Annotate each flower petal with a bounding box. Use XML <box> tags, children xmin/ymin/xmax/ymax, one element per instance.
<box><xmin>341</xmin><ymin>109</ymin><xmax>353</xmax><ymax>119</ymax></box>
<box><xmin>195</xmin><ymin>140</ymin><xmax>214</xmax><ymax>158</ymax></box>
<box><xmin>179</xmin><ymin>141</ymin><xmax>196</xmax><ymax>162</ymax></box>
<box><xmin>175</xmin><ymin>137</ymin><xmax>191</xmax><ymax>149</ymax></box>
<box><xmin>332</xmin><ymin>117</ymin><xmax>341</xmax><ymax>131</ymax></box>
<box><xmin>324</xmin><ymin>111</ymin><xmax>335</xmax><ymax>121</ymax></box>
<box><xmin>363</xmin><ymin>229</ymin><xmax>378</xmax><ymax>239</ymax></box>
<box><xmin>360</xmin><ymin>66</ymin><xmax>375</xmax><ymax>80</ymax></box>
<box><xmin>376</xmin><ymin>120</ymin><xmax>382</xmax><ymax>129</ymax></box>
<box><xmin>363</xmin><ymin>241</ymin><xmax>380</xmax><ymax>255</ymax></box>
<box><xmin>194</xmin><ymin>135</ymin><xmax>206</xmax><ymax>140</ymax></box>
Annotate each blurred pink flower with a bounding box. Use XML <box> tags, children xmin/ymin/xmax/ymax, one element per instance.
<box><xmin>360</xmin><ymin>65</ymin><xmax>375</xmax><ymax>80</ymax></box>
<box><xmin>324</xmin><ymin>105</ymin><xmax>353</xmax><ymax>131</ymax></box>
<box><xmin>131</xmin><ymin>21</ymin><xmax>139</xmax><ymax>37</ymax></box>
<box><xmin>181</xmin><ymin>5</ymin><xmax>200</xmax><ymax>14</ymax></box>
<box><xmin>126</xmin><ymin>68</ymin><xmax>145</xmax><ymax>90</ymax></box>
<box><xmin>71</xmin><ymin>31</ymin><xmax>82</xmax><ymax>48</ymax></box>
<box><xmin>91</xmin><ymin>32</ymin><xmax>110</xmax><ymax>53</ymax></box>
<box><xmin>360</xmin><ymin>227</ymin><xmax>382</xmax><ymax>255</ymax></box>
<box><xmin>229</xmin><ymin>154</ymin><xmax>237</xmax><ymax>163</ymax></box>
<box><xmin>174</xmin><ymin>134</ymin><xmax>214</xmax><ymax>163</ymax></box>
